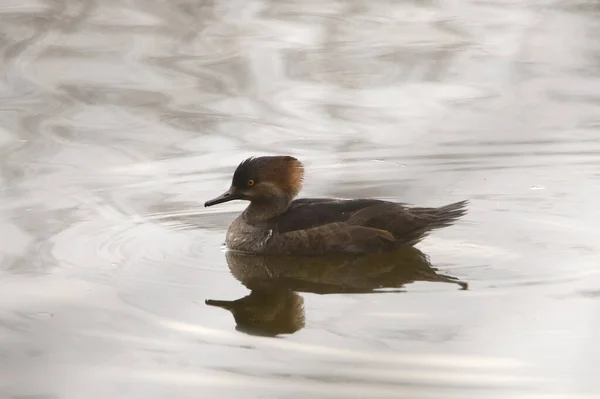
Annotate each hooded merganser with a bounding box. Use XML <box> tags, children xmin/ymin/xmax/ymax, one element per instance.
<box><xmin>205</xmin><ymin>156</ymin><xmax>468</xmax><ymax>256</ymax></box>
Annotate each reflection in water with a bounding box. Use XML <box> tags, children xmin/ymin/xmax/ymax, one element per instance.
<box><xmin>206</xmin><ymin>247</ymin><xmax>466</xmax><ymax>336</ymax></box>
<box><xmin>206</xmin><ymin>288</ymin><xmax>305</xmax><ymax>336</ymax></box>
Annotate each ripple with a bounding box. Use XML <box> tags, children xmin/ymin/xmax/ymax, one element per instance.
<box><xmin>162</xmin><ymin>319</ymin><xmax>527</xmax><ymax>369</ymax></box>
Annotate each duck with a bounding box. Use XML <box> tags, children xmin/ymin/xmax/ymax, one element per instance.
<box><xmin>204</xmin><ymin>156</ymin><xmax>468</xmax><ymax>256</ymax></box>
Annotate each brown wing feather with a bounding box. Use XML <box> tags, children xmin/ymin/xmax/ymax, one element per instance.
<box><xmin>268</xmin><ymin>199</ymin><xmax>468</xmax><ymax>253</ymax></box>
<box><xmin>347</xmin><ymin>203</ymin><xmax>430</xmax><ymax>242</ymax></box>
<box><xmin>273</xmin><ymin>199</ymin><xmax>386</xmax><ymax>234</ymax></box>
<box><xmin>266</xmin><ymin>222</ymin><xmax>397</xmax><ymax>256</ymax></box>
<box><xmin>347</xmin><ymin>200</ymin><xmax>468</xmax><ymax>245</ymax></box>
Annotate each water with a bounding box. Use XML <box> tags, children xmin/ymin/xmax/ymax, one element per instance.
<box><xmin>1</xmin><ymin>0</ymin><xmax>600</xmax><ymax>397</ymax></box>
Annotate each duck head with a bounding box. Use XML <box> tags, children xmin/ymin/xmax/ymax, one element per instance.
<box><xmin>205</xmin><ymin>156</ymin><xmax>304</xmax><ymax>215</ymax></box>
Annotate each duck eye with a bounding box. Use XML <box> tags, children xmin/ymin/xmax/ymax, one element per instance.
<box><xmin>247</xmin><ymin>179</ymin><xmax>255</xmax><ymax>187</ymax></box>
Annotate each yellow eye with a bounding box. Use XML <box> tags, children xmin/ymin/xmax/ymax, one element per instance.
<box><xmin>247</xmin><ymin>179</ymin><xmax>255</xmax><ymax>187</ymax></box>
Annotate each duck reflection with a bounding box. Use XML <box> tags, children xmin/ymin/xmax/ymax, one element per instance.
<box><xmin>206</xmin><ymin>247</ymin><xmax>467</xmax><ymax>336</ymax></box>
<box><xmin>206</xmin><ymin>288</ymin><xmax>305</xmax><ymax>336</ymax></box>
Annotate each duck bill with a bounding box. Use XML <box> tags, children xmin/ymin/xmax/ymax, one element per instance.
<box><xmin>205</xmin><ymin>299</ymin><xmax>235</xmax><ymax>310</ymax></box>
<box><xmin>204</xmin><ymin>187</ymin><xmax>242</xmax><ymax>207</ymax></box>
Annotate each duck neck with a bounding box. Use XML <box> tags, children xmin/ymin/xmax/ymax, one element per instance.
<box><xmin>243</xmin><ymin>195</ymin><xmax>292</xmax><ymax>224</ymax></box>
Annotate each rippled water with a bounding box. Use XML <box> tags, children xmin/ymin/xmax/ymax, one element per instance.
<box><xmin>1</xmin><ymin>0</ymin><xmax>600</xmax><ymax>398</ymax></box>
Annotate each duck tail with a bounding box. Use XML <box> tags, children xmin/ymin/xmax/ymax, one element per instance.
<box><xmin>412</xmin><ymin>199</ymin><xmax>469</xmax><ymax>230</ymax></box>
<box><xmin>432</xmin><ymin>199</ymin><xmax>469</xmax><ymax>227</ymax></box>
<box><xmin>430</xmin><ymin>199</ymin><xmax>469</xmax><ymax>229</ymax></box>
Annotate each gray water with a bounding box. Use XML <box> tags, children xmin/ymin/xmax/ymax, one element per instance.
<box><xmin>1</xmin><ymin>0</ymin><xmax>600</xmax><ymax>398</ymax></box>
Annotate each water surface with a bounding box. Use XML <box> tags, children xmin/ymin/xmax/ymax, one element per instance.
<box><xmin>1</xmin><ymin>0</ymin><xmax>600</xmax><ymax>398</ymax></box>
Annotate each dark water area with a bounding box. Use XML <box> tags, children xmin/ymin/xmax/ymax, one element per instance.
<box><xmin>1</xmin><ymin>0</ymin><xmax>600</xmax><ymax>398</ymax></box>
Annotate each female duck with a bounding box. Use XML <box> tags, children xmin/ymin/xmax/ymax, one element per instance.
<box><xmin>205</xmin><ymin>156</ymin><xmax>467</xmax><ymax>256</ymax></box>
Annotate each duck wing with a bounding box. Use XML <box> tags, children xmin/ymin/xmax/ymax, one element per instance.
<box><xmin>347</xmin><ymin>200</ymin><xmax>469</xmax><ymax>245</ymax></box>
<box><xmin>268</xmin><ymin>198</ymin><xmax>468</xmax><ymax>253</ymax></box>
<box><xmin>273</xmin><ymin>198</ymin><xmax>388</xmax><ymax>234</ymax></box>
<box><xmin>265</xmin><ymin>222</ymin><xmax>397</xmax><ymax>256</ymax></box>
